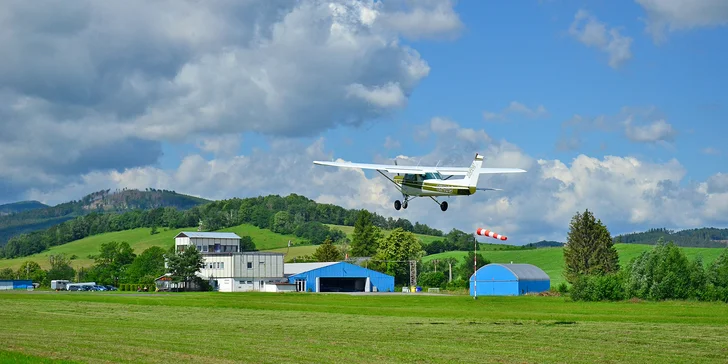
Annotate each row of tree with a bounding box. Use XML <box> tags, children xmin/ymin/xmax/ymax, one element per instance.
<box><xmin>563</xmin><ymin>210</ymin><xmax>728</xmax><ymax>302</ymax></box>
<box><xmin>614</xmin><ymin>227</ymin><xmax>728</xmax><ymax>248</ymax></box>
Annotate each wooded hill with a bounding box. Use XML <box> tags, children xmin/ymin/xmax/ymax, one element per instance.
<box><xmin>614</xmin><ymin>227</ymin><xmax>728</xmax><ymax>248</ymax></box>
<box><xmin>0</xmin><ymin>201</ymin><xmax>49</xmax><ymax>216</ymax></box>
<box><xmin>0</xmin><ymin>189</ymin><xmax>210</xmax><ymax>246</ymax></box>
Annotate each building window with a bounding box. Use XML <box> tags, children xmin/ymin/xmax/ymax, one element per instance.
<box><xmin>247</xmin><ymin>262</ymin><xmax>252</xmax><ymax>269</ymax></box>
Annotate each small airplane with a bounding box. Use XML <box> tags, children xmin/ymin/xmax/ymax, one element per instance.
<box><xmin>312</xmin><ymin>153</ymin><xmax>526</xmax><ymax>211</ymax></box>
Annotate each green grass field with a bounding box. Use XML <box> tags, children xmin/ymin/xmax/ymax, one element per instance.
<box><xmin>0</xmin><ymin>291</ymin><xmax>726</xmax><ymax>363</ymax></box>
<box><xmin>423</xmin><ymin>244</ymin><xmax>728</xmax><ymax>286</ymax></box>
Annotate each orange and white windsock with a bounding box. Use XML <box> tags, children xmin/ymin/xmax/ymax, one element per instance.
<box><xmin>476</xmin><ymin>228</ymin><xmax>507</xmax><ymax>241</ymax></box>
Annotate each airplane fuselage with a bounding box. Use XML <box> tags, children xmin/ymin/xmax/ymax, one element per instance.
<box><xmin>394</xmin><ymin>174</ymin><xmax>476</xmax><ymax>197</ymax></box>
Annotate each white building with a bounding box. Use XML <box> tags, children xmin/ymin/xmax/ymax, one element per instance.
<box><xmin>173</xmin><ymin>231</ymin><xmax>293</xmax><ymax>292</ymax></box>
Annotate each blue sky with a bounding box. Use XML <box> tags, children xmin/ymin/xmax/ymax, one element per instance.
<box><xmin>316</xmin><ymin>0</ymin><xmax>727</xmax><ymax>182</ymax></box>
<box><xmin>3</xmin><ymin>0</ymin><xmax>727</xmax><ymax>241</ymax></box>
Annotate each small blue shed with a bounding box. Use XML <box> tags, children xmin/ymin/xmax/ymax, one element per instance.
<box><xmin>286</xmin><ymin>262</ymin><xmax>394</xmax><ymax>293</ymax></box>
<box><xmin>469</xmin><ymin>263</ymin><xmax>550</xmax><ymax>296</ymax></box>
<box><xmin>0</xmin><ymin>280</ymin><xmax>33</xmax><ymax>290</ymax></box>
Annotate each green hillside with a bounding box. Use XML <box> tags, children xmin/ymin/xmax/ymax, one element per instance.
<box><xmin>326</xmin><ymin>224</ymin><xmax>442</xmax><ymax>245</ymax></box>
<box><xmin>0</xmin><ymin>227</ymin><xmax>190</xmax><ymax>271</ymax></box>
<box><xmin>423</xmin><ymin>244</ymin><xmax>728</xmax><ymax>286</ymax></box>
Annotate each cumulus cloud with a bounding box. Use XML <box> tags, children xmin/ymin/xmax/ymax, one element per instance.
<box><xmin>636</xmin><ymin>0</ymin><xmax>728</xmax><ymax>42</ymax></box>
<box><xmin>624</xmin><ymin>118</ymin><xmax>677</xmax><ymax>143</ymax></box>
<box><xmin>483</xmin><ymin>101</ymin><xmax>549</xmax><ymax>121</ymax></box>
<box><xmin>0</xmin><ymin>0</ymin><xmax>463</xmax><ymax>202</ymax></box>
<box><xmin>25</xmin><ymin>118</ymin><xmax>728</xmax><ymax>244</ymax></box>
<box><xmin>556</xmin><ymin>107</ymin><xmax>677</xmax><ymax>150</ymax></box>
<box><xmin>375</xmin><ymin>0</ymin><xmax>464</xmax><ymax>40</ymax></box>
<box><xmin>569</xmin><ymin>9</ymin><xmax>633</xmax><ymax>68</ymax></box>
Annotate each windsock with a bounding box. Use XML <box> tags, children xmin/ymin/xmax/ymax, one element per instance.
<box><xmin>476</xmin><ymin>228</ymin><xmax>507</xmax><ymax>241</ymax></box>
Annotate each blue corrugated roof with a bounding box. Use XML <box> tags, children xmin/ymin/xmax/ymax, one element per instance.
<box><xmin>175</xmin><ymin>231</ymin><xmax>241</xmax><ymax>239</ymax></box>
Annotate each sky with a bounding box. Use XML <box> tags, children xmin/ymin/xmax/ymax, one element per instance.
<box><xmin>1</xmin><ymin>0</ymin><xmax>727</xmax><ymax>244</ymax></box>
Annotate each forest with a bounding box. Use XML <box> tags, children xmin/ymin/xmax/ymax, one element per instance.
<box><xmin>614</xmin><ymin>227</ymin><xmax>728</xmax><ymax>248</ymax></box>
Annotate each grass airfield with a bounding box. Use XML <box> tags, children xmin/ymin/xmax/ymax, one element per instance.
<box><xmin>1</xmin><ymin>290</ymin><xmax>726</xmax><ymax>363</ymax></box>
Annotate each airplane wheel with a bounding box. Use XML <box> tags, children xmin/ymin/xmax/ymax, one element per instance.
<box><xmin>440</xmin><ymin>201</ymin><xmax>448</xmax><ymax>211</ymax></box>
<box><xmin>403</xmin><ymin>201</ymin><xmax>408</xmax><ymax>209</ymax></box>
<box><xmin>394</xmin><ymin>200</ymin><xmax>401</xmax><ymax>210</ymax></box>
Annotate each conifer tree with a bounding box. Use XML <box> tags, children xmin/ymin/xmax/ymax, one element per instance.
<box><xmin>563</xmin><ymin>209</ymin><xmax>619</xmax><ymax>283</ymax></box>
<box><xmin>312</xmin><ymin>238</ymin><xmax>344</xmax><ymax>262</ymax></box>
<box><xmin>350</xmin><ymin>210</ymin><xmax>383</xmax><ymax>257</ymax></box>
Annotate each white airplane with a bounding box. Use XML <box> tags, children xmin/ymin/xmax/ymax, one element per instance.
<box><xmin>313</xmin><ymin>153</ymin><xmax>526</xmax><ymax>211</ymax></box>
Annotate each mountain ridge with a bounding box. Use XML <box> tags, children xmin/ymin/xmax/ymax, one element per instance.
<box><xmin>0</xmin><ymin>189</ymin><xmax>210</xmax><ymax>245</ymax></box>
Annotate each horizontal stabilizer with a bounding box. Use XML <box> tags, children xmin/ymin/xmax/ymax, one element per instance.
<box><xmin>476</xmin><ymin>187</ymin><xmax>502</xmax><ymax>191</ymax></box>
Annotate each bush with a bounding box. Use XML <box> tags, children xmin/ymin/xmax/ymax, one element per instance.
<box><xmin>556</xmin><ymin>282</ymin><xmax>569</xmax><ymax>294</ymax></box>
<box><xmin>570</xmin><ymin>272</ymin><xmax>625</xmax><ymax>301</ymax></box>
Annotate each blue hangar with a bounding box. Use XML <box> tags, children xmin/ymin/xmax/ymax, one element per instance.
<box><xmin>470</xmin><ymin>263</ymin><xmax>550</xmax><ymax>296</ymax></box>
<box><xmin>285</xmin><ymin>262</ymin><xmax>394</xmax><ymax>293</ymax></box>
<box><xmin>0</xmin><ymin>280</ymin><xmax>33</xmax><ymax>291</ymax></box>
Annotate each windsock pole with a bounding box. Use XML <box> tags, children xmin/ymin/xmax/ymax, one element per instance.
<box><xmin>475</xmin><ymin>228</ymin><xmax>508</xmax><ymax>241</ymax></box>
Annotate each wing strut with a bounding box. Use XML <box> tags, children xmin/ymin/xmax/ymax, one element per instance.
<box><xmin>376</xmin><ymin>170</ymin><xmax>404</xmax><ymax>194</ymax></box>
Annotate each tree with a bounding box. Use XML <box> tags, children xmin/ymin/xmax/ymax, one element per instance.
<box><xmin>16</xmin><ymin>261</ymin><xmax>45</xmax><ymax>283</ymax></box>
<box><xmin>166</xmin><ymin>245</ymin><xmax>205</xmax><ymax>290</ymax></box>
<box><xmin>563</xmin><ymin>209</ymin><xmax>619</xmax><ymax>283</ymax></box>
<box><xmin>312</xmin><ymin>238</ymin><xmax>344</xmax><ymax>262</ymax></box>
<box><xmin>239</xmin><ymin>236</ymin><xmax>256</xmax><ymax>251</ymax></box>
<box><xmin>370</xmin><ymin>228</ymin><xmax>424</xmax><ymax>285</ymax></box>
<box><xmin>350</xmin><ymin>210</ymin><xmax>383</xmax><ymax>257</ymax></box>
<box><xmin>46</xmin><ymin>254</ymin><xmax>75</xmax><ymax>285</ymax></box>
<box><xmin>0</xmin><ymin>267</ymin><xmax>14</xmax><ymax>279</ymax></box>
<box><xmin>90</xmin><ymin>241</ymin><xmax>137</xmax><ymax>285</ymax></box>
<box><xmin>125</xmin><ymin>246</ymin><xmax>167</xmax><ymax>285</ymax></box>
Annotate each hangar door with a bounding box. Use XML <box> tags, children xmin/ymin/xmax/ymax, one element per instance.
<box><xmin>318</xmin><ymin>277</ymin><xmax>369</xmax><ymax>292</ymax></box>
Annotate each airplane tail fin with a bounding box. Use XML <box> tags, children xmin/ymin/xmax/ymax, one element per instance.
<box><xmin>466</xmin><ymin>153</ymin><xmax>484</xmax><ymax>187</ymax></box>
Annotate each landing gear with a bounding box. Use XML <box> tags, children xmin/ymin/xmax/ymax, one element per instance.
<box><xmin>429</xmin><ymin>197</ymin><xmax>448</xmax><ymax>212</ymax></box>
<box><xmin>394</xmin><ymin>196</ymin><xmax>411</xmax><ymax>210</ymax></box>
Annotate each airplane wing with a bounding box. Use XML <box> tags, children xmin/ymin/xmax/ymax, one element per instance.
<box><xmin>313</xmin><ymin>161</ymin><xmax>526</xmax><ymax>175</ymax></box>
<box><xmin>435</xmin><ymin>167</ymin><xmax>527</xmax><ymax>175</ymax></box>
<box><xmin>312</xmin><ymin>161</ymin><xmax>436</xmax><ymax>174</ymax></box>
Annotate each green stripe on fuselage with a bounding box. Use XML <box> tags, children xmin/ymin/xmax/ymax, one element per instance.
<box><xmin>397</xmin><ymin>180</ymin><xmax>475</xmax><ymax>195</ymax></box>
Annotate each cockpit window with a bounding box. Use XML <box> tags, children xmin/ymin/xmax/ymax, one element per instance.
<box><xmin>424</xmin><ymin>172</ymin><xmax>442</xmax><ymax>180</ymax></box>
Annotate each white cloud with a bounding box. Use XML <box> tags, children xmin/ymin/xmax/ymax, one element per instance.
<box><xmin>569</xmin><ymin>10</ymin><xmax>633</xmax><ymax>68</ymax></box>
<box><xmin>624</xmin><ymin>118</ymin><xmax>677</xmax><ymax>143</ymax></box>
<box><xmin>556</xmin><ymin>107</ymin><xmax>677</xmax><ymax>150</ymax></box>
<box><xmin>346</xmin><ymin>82</ymin><xmax>407</xmax><ymax>109</ymax></box>
<box><xmin>483</xmin><ymin>101</ymin><xmax>549</xmax><ymax>121</ymax></box>
<box><xmin>376</xmin><ymin>0</ymin><xmax>464</xmax><ymax>40</ymax></box>
<box><xmin>0</xmin><ymin>0</ymin><xmax>462</xmax><ymax>202</ymax></box>
<box><xmin>195</xmin><ymin>135</ymin><xmax>243</xmax><ymax>158</ymax></box>
<box><xmin>26</xmin><ymin>119</ymin><xmax>728</xmax><ymax>244</ymax></box>
<box><xmin>636</xmin><ymin>0</ymin><xmax>728</xmax><ymax>42</ymax></box>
